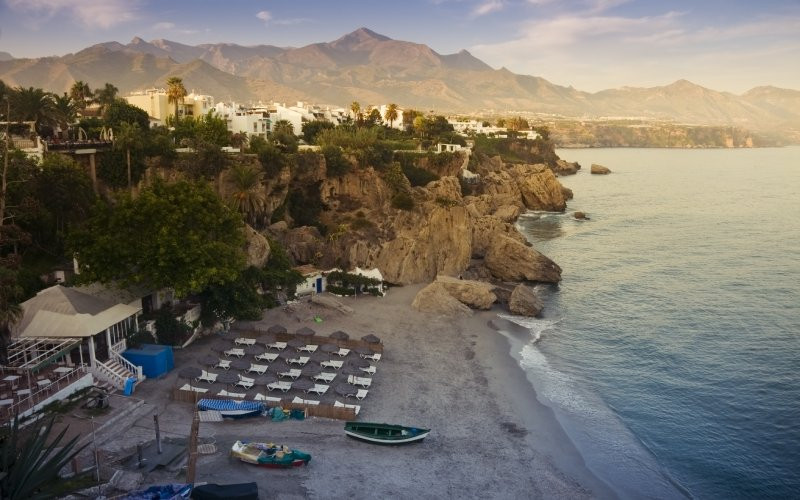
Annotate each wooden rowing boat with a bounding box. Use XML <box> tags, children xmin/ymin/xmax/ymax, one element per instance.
<box><xmin>344</xmin><ymin>421</ymin><xmax>430</xmax><ymax>444</ymax></box>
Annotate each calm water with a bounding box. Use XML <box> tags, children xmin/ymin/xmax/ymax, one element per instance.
<box><xmin>511</xmin><ymin>147</ymin><xmax>800</xmax><ymax>499</ymax></box>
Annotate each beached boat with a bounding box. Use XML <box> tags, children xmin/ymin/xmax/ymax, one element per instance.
<box><xmin>230</xmin><ymin>440</ymin><xmax>311</xmax><ymax>468</ymax></box>
<box><xmin>344</xmin><ymin>421</ymin><xmax>430</xmax><ymax>444</ymax></box>
<box><xmin>197</xmin><ymin>398</ymin><xmax>263</xmax><ymax>418</ymax></box>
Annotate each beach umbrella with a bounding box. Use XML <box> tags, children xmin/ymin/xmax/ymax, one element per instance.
<box><xmin>296</xmin><ymin>327</ymin><xmax>316</xmax><ymax>338</ymax></box>
<box><xmin>346</xmin><ymin>358</ymin><xmax>370</xmax><ymax>369</ymax></box>
<box><xmin>178</xmin><ymin>366</ymin><xmax>202</xmax><ymax>379</ymax></box>
<box><xmin>230</xmin><ymin>359</ymin><xmax>250</xmax><ymax>371</ymax></box>
<box><xmin>244</xmin><ymin>344</ymin><xmax>264</xmax><ymax>356</ymax></box>
<box><xmin>320</xmin><ymin>343</ymin><xmax>339</xmax><ymax>353</ymax></box>
<box><xmin>199</xmin><ymin>355</ymin><xmax>219</xmax><ymax>367</ymax></box>
<box><xmin>256</xmin><ymin>333</ymin><xmax>276</xmax><ymax>346</ymax></box>
<box><xmin>267</xmin><ymin>324</ymin><xmax>287</xmax><ymax>335</ymax></box>
<box><xmin>287</xmin><ymin>338</ymin><xmax>306</xmax><ymax>349</ymax></box>
<box><xmin>354</xmin><ymin>346</ymin><xmax>373</xmax><ymax>355</ymax></box>
<box><xmin>309</xmin><ymin>350</ymin><xmax>330</xmax><ymax>362</ymax></box>
<box><xmin>256</xmin><ymin>373</ymin><xmax>278</xmax><ymax>385</ymax></box>
<box><xmin>341</xmin><ymin>365</ymin><xmax>366</xmax><ymax>376</ymax></box>
<box><xmin>291</xmin><ymin>378</ymin><xmax>315</xmax><ymax>391</ymax></box>
<box><xmin>329</xmin><ymin>330</ymin><xmax>349</xmax><ymax>341</ymax></box>
<box><xmin>334</xmin><ymin>383</ymin><xmax>356</xmax><ymax>397</ymax></box>
<box><xmin>216</xmin><ymin>372</ymin><xmax>238</xmax><ymax>385</ymax></box>
<box><xmin>210</xmin><ymin>340</ymin><xmax>232</xmax><ymax>353</ymax></box>
<box><xmin>301</xmin><ymin>364</ymin><xmax>322</xmax><ymax>376</ymax></box>
<box><xmin>361</xmin><ymin>333</ymin><xmax>381</xmax><ymax>344</ymax></box>
<box><xmin>268</xmin><ymin>360</ymin><xmax>290</xmax><ymax>374</ymax></box>
<box><xmin>277</xmin><ymin>350</ymin><xmax>295</xmax><ymax>360</ymax></box>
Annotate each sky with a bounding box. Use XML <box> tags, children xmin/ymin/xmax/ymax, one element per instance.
<box><xmin>1</xmin><ymin>0</ymin><xmax>799</xmax><ymax>93</ymax></box>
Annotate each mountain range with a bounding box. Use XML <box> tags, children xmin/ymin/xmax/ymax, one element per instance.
<box><xmin>2</xmin><ymin>28</ymin><xmax>799</xmax><ymax>136</ymax></box>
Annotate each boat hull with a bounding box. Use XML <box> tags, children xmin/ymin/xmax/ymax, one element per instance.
<box><xmin>344</xmin><ymin>429</ymin><xmax>429</xmax><ymax>444</ymax></box>
<box><xmin>230</xmin><ymin>440</ymin><xmax>311</xmax><ymax>468</ymax></box>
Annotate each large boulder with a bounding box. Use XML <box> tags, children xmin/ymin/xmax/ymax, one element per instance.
<box><xmin>484</xmin><ymin>235</ymin><xmax>562</xmax><ymax>283</ymax></box>
<box><xmin>412</xmin><ymin>282</ymin><xmax>473</xmax><ymax>316</ymax></box>
<box><xmin>283</xmin><ymin>226</ymin><xmax>323</xmax><ymax>264</ymax></box>
<box><xmin>243</xmin><ymin>225</ymin><xmax>270</xmax><ymax>268</ymax></box>
<box><xmin>493</xmin><ymin>205</ymin><xmax>521</xmax><ymax>223</ymax></box>
<box><xmin>554</xmin><ymin>159</ymin><xmax>581</xmax><ymax>176</ymax></box>
<box><xmin>591</xmin><ymin>164</ymin><xmax>612</xmax><ymax>175</ymax></box>
<box><xmin>509</xmin><ymin>284</ymin><xmax>543</xmax><ymax>317</ymax></box>
<box><xmin>434</xmin><ymin>275</ymin><xmax>497</xmax><ymax>309</ymax></box>
<box><xmin>515</xmin><ymin>166</ymin><xmax>567</xmax><ymax>212</ymax></box>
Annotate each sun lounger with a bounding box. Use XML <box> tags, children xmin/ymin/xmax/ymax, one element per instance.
<box><xmin>235</xmin><ymin>375</ymin><xmax>255</xmax><ymax>389</ymax></box>
<box><xmin>215</xmin><ymin>359</ymin><xmax>231</xmax><ymax>370</ymax></box>
<box><xmin>320</xmin><ymin>360</ymin><xmax>343</xmax><ymax>370</ymax></box>
<box><xmin>218</xmin><ymin>389</ymin><xmax>246</xmax><ymax>399</ymax></box>
<box><xmin>196</xmin><ymin>370</ymin><xmax>218</xmax><ymax>383</ymax></box>
<box><xmin>254</xmin><ymin>393</ymin><xmax>283</xmax><ymax>403</ymax></box>
<box><xmin>292</xmin><ymin>396</ymin><xmax>320</xmax><ymax>406</ymax></box>
<box><xmin>306</xmin><ymin>384</ymin><xmax>329</xmax><ymax>396</ymax></box>
<box><xmin>234</xmin><ymin>337</ymin><xmax>256</xmax><ymax>346</ymax></box>
<box><xmin>246</xmin><ymin>363</ymin><xmax>268</xmax><ymax>374</ymax></box>
<box><xmin>312</xmin><ymin>372</ymin><xmax>336</xmax><ymax>383</ymax></box>
<box><xmin>278</xmin><ymin>368</ymin><xmax>302</xmax><ymax>380</ymax></box>
<box><xmin>335</xmin><ymin>348</ymin><xmax>350</xmax><ymax>357</ymax></box>
<box><xmin>266</xmin><ymin>381</ymin><xmax>292</xmax><ymax>393</ymax></box>
<box><xmin>334</xmin><ymin>399</ymin><xmax>361</xmax><ymax>415</ymax></box>
<box><xmin>360</xmin><ymin>352</ymin><xmax>381</xmax><ymax>362</ymax></box>
<box><xmin>224</xmin><ymin>348</ymin><xmax>245</xmax><ymax>358</ymax></box>
<box><xmin>347</xmin><ymin>375</ymin><xmax>372</xmax><ymax>388</ymax></box>
<box><xmin>297</xmin><ymin>344</ymin><xmax>318</xmax><ymax>353</ymax></box>
<box><xmin>348</xmin><ymin>389</ymin><xmax>369</xmax><ymax>401</ymax></box>
<box><xmin>286</xmin><ymin>356</ymin><xmax>310</xmax><ymax>366</ymax></box>
<box><xmin>359</xmin><ymin>365</ymin><xmax>376</xmax><ymax>375</ymax></box>
<box><xmin>266</xmin><ymin>341</ymin><xmax>287</xmax><ymax>350</ymax></box>
<box><xmin>179</xmin><ymin>384</ymin><xmax>208</xmax><ymax>394</ymax></box>
<box><xmin>255</xmin><ymin>352</ymin><xmax>278</xmax><ymax>362</ymax></box>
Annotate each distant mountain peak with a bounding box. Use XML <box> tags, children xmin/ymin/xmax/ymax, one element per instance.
<box><xmin>331</xmin><ymin>27</ymin><xmax>392</xmax><ymax>49</ymax></box>
<box><xmin>0</xmin><ymin>51</ymin><xmax>15</xmax><ymax>61</ymax></box>
<box><xmin>130</xmin><ymin>36</ymin><xmax>147</xmax><ymax>45</ymax></box>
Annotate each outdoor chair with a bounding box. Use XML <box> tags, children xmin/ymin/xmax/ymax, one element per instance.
<box><xmin>334</xmin><ymin>400</ymin><xmax>361</xmax><ymax>415</ymax></box>
<box><xmin>335</xmin><ymin>348</ymin><xmax>351</xmax><ymax>357</ymax></box>
<box><xmin>360</xmin><ymin>352</ymin><xmax>382</xmax><ymax>362</ymax></box>
<box><xmin>218</xmin><ymin>389</ymin><xmax>246</xmax><ymax>398</ymax></box>
<box><xmin>235</xmin><ymin>375</ymin><xmax>255</xmax><ymax>389</ymax></box>
<box><xmin>278</xmin><ymin>368</ymin><xmax>302</xmax><ymax>380</ymax></box>
<box><xmin>297</xmin><ymin>344</ymin><xmax>318</xmax><ymax>353</ymax></box>
<box><xmin>292</xmin><ymin>396</ymin><xmax>320</xmax><ymax>406</ymax></box>
<box><xmin>306</xmin><ymin>384</ymin><xmax>329</xmax><ymax>396</ymax></box>
<box><xmin>321</xmin><ymin>360</ymin><xmax>344</xmax><ymax>370</ymax></box>
<box><xmin>312</xmin><ymin>372</ymin><xmax>336</xmax><ymax>383</ymax></box>
<box><xmin>347</xmin><ymin>375</ymin><xmax>372</xmax><ymax>388</ymax></box>
<box><xmin>359</xmin><ymin>365</ymin><xmax>377</xmax><ymax>375</ymax></box>
<box><xmin>196</xmin><ymin>370</ymin><xmax>218</xmax><ymax>383</ymax></box>
<box><xmin>349</xmin><ymin>389</ymin><xmax>369</xmax><ymax>401</ymax></box>
<box><xmin>215</xmin><ymin>359</ymin><xmax>231</xmax><ymax>370</ymax></box>
<box><xmin>246</xmin><ymin>363</ymin><xmax>268</xmax><ymax>374</ymax></box>
<box><xmin>287</xmin><ymin>356</ymin><xmax>310</xmax><ymax>366</ymax></box>
<box><xmin>224</xmin><ymin>348</ymin><xmax>245</xmax><ymax>358</ymax></box>
<box><xmin>179</xmin><ymin>384</ymin><xmax>208</xmax><ymax>394</ymax></box>
<box><xmin>234</xmin><ymin>337</ymin><xmax>256</xmax><ymax>346</ymax></box>
<box><xmin>266</xmin><ymin>341</ymin><xmax>287</xmax><ymax>351</ymax></box>
<box><xmin>254</xmin><ymin>393</ymin><xmax>283</xmax><ymax>403</ymax></box>
<box><xmin>266</xmin><ymin>381</ymin><xmax>292</xmax><ymax>393</ymax></box>
<box><xmin>255</xmin><ymin>352</ymin><xmax>278</xmax><ymax>362</ymax></box>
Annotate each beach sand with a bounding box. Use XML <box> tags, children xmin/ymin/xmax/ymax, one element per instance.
<box><xmin>100</xmin><ymin>284</ymin><xmax>615</xmax><ymax>499</ymax></box>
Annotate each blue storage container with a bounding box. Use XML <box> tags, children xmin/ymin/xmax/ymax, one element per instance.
<box><xmin>122</xmin><ymin>344</ymin><xmax>174</xmax><ymax>378</ymax></box>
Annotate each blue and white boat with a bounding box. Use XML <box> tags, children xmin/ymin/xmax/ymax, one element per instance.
<box><xmin>197</xmin><ymin>398</ymin><xmax>263</xmax><ymax>418</ymax></box>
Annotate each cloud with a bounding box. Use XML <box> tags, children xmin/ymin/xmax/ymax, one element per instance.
<box><xmin>153</xmin><ymin>22</ymin><xmax>175</xmax><ymax>31</ymax></box>
<box><xmin>6</xmin><ymin>0</ymin><xmax>138</xmax><ymax>29</ymax></box>
<box><xmin>256</xmin><ymin>10</ymin><xmax>272</xmax><ymax>22</ymax></box>
<box><xmin>473</xmin><ymin>0</ymin><xmax>504</xmax><ymax>17</ymax></box>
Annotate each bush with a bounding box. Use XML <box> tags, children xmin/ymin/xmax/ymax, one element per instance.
<box><xmin>391</xmin><ymin>192</ymin><xmax>415</xmax><ymax>210</ymax></box>
<box><xmin>322</xmin><ymin>145</ymin><xmax>351</xmax><ymax>177</ymax></box>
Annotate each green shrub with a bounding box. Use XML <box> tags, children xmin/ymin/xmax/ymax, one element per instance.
<box><xmin>391</xmin><ymin>192</ymin><xmax>415</xmax><ymax>210</ymax></box>
<box><xmin>322</xmin><ymin>145</ymin><xmax>351</xmax><ymax>177</ymax></box>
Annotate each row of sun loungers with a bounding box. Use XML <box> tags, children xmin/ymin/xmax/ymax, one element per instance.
<box><xmin>347</xmin><ymin>375</ymin><xmax>372</xmax><ymax>388</ymax></box>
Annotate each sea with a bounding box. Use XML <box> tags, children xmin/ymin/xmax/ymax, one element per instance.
<box><xmin>506</xmin><ymin>147</ymin><xmax>800</xmax><ymax>499</ymax></box>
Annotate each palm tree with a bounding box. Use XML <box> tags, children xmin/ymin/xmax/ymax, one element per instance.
<box><xmin>10</xmin><ymin>86</ymin><xmax>57</xmax><ymax>134</ymax></box>
<box><xmin>52</xmin><ymin>93</ymin><xmax>77</xmax><ymax>138</ymax></box>
<box><xmin>226</xmin><ymin>163</ymin><xmax>265</xmax><ymax>226</ymax></box>
<box><xmin>69</xmin><ymin>80</ymin><xmax>93</xmax><ymax>109</ymax></box>
<box><xmin>350</xmin><ymin>101</ymin><xmax>362</xmax><ymax>125</ymax></box>
<box><xmin>95</xmin><ymin>82</ymin><xmax>119</xmax><ymax>114</ymax></box>
<box><xmin>166</xmin><ymin>77</ymin><xmax>187</xmax><ymax>122</ymax></box>
<box><xmin>384</xmin><ymin>103</ymin><xmax>399</xmax><ymax>129</ymax></box>
<box><xmin>230</xmin><ymin>132</ymin><xmax>249</xmax><ymax>153</ymax></box>
<box><xmin>114</xmin><ymin>121</ymin><xmax>142</xmax><ymax>194</ymax></box>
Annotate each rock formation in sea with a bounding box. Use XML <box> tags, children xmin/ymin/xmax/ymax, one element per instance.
<box><xmin>591</xmin><ymin>163</ymin><xmax>612</xmax><ymax>174</ymax></box>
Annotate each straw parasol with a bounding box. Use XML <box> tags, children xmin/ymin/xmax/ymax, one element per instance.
<box><xmin>345</xmin><ymin>358</ymin><xmax>370</xmax><ymax>369</ymax></box>
<box><xmin>329</xmin><ymin>330</ymin><xmax>349</xmax><ymax>341</ymax></box>
<box><xmin>244</xmin><ymin>344</ymin><xmax>264</xmax><ymax>356</ymax></box>
<box><xmin>334</xmin><ymin>383</ymin><xmax>356</xmax><ymax>397</ymax></box>
<box><xmin>341</xmin><ymin>364</ymin><xmax>365</xmax><ymax>376</ymax></box>
<box><xmin>199</xmin><ymin>355</ymin><xmax>219</xmax><ymax>367</ymax></box>
<box><xmin>309</xmin><ymin>350</ymin><xmax>330</xmax><ymax>362</ymax></box>
<box><xmin>268</xmin><ymin>360</ymin><xmax>290</xmax><ymax>374</ymax></box>
<box><xmin>267</xmin><ymin>324</ymin><xmax>287</xmax><ymax>335</ymax></box>
<box><xmin>320</xmin><ymin>343</ymin><xmax>339</xmax><ymax>353</ymax></box>
<box><xmin>354</xmin><ymin>346</ymin><xmax>373</xmax><ymax>355</ymax></box>
<box><xmin>301</xmin><ymin>364</ymin><xmax>322</xmax><ymax>376</ymax></box>
<box><xmin>291</xmin><ymin>378</ymin><xmax>314</xmax><ymax>391</ymax></box>
<box><xmin>296</xmin><ymin>327</ymin><xmax>316</xmax><ymax>338</ymax></box>
<box><xmin>256</xmin><ymin>333</ymin><xmax>277</xmax><ymax>346</ymax></box>
<box><xmin>230</xmin><ymin>359</ymin><xmax>250</xmax><ymax>371</ymax></box>
<box><xmin>256</xmin><ymin>373</ymin><xmax>278</xmax><ymax>385</ymax></box>
<box><xmin>210</xmin><ymin>340</ymin><xmax>232</xmax><ymax>353</ymax></box>
<box><xmin>277</xmin><ymin>350</ymin><xmax>295</xmax><ymax>360</ymax></box>
<box><xmin>287</xmin><ymin>338</ymin><xmax>306</xmax><ymax>349</ymax></box>
<box><xmin>361</xmin><ymin>333</ymin><xmax>381</xmax><ymax>344</ymax></box>
<box><xmin>216</xmin><ymin>372</ymin><xmax>239</xmax><ymax>385</ymax></box>
<box><xmin>178</xmin><ymin>366</ymin><xmax>202</xmax><ymax>379</ymax></box>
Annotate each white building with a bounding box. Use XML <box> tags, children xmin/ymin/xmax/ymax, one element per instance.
<box><xmin>214</xmin><ymin>102</ymin><xmax>271</xmax><ymax>138</ymax></box>
<box><xmin>125</xmin><ymin>88</ymin><xmax>215</xmax><ymax>125</ymax></box>
<box><xmin>378</xmin><ymin>105</ymin><xmax>405</xmax><ymax>130</ymax></box>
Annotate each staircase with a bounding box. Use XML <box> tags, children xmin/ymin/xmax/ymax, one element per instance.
<box><xmin>92</xmin><ymin>358</ymin><xmax>139</xmax><ymax>392</ymax></box>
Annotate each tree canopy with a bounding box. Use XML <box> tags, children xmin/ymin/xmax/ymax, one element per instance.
<box><xmin>71</xmin><ymin>180</ymin><xmax>246</xmax><ymax>297</ymax></box>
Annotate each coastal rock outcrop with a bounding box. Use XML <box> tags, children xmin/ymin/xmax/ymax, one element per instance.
<box><xmin>434</xmin><ymin>275</ymin><xmax>497</xmax><ymax>309</ymax></box>
<box><xmin>591</xmin><ymin>164</ymin><xmax>612</xmax><ymax>175</ymax></box>
<box><xmin>515</xmin><ymin>166</ymin><xmax>567</xmax><ymax>211</ymax></box>
<box><xmin>509</xmin><ymin>284</ymin><xmax>543</xmax><ymax>317</ymax></box>
<box><xmin>243</xmin><ymin>224</ymin><xmax>270</xmax><ymax>268</ymax></box>
<box><xmin>574</xmin><ymin>211</ymin><xmax>587</xmax><ymax>220</ymax></box>
<box><xmin>554</xmin><ymin>159</ymin><xmax>581</xmax><ymax>176</ymax></box>
<box><xmin>484</xmin><ymin>235</ymin><xmax>562</xmax><ymax>283</ymax></box>
<box><xmin>411</xmin><ymin>282</ymin><xmax>473</xmax><ymax>316</ymax></box>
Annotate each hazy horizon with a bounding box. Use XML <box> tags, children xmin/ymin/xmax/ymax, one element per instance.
<box><xmin>1</xmin><ymin>0</ymin><xmax>798</xmax><ymax>94</ymax></box>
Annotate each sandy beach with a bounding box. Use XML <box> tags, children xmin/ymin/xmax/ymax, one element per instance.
<box><xmin>88</xmin><ymin>284</ymin><xmax>615</xmax><ymax>499</ymax></box>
